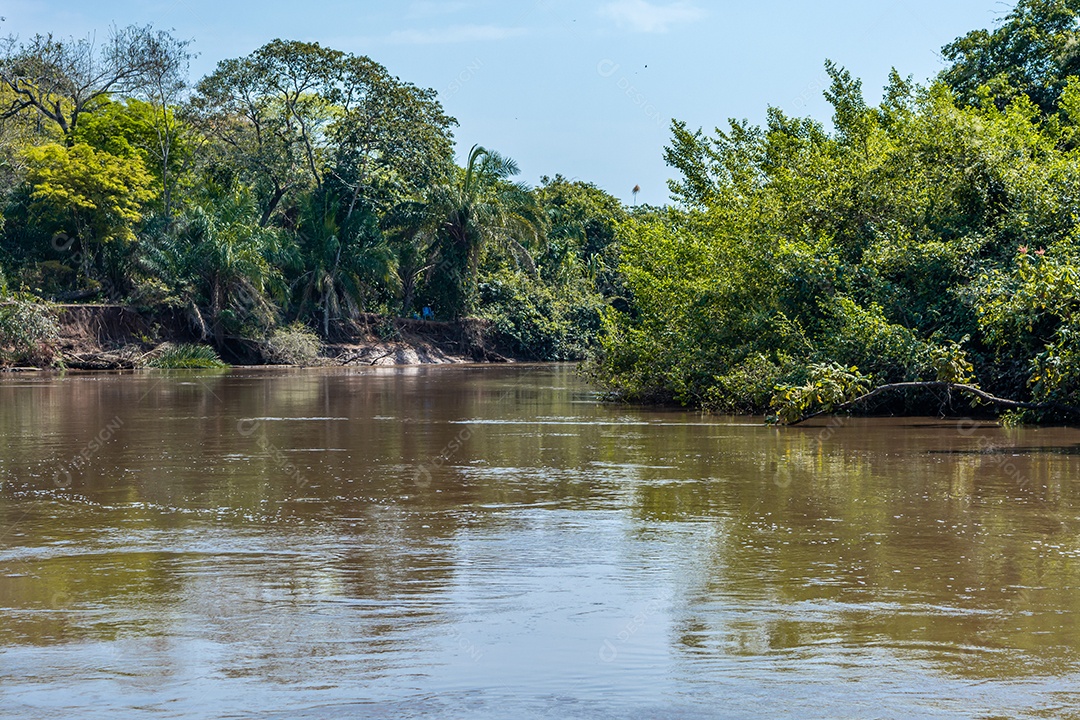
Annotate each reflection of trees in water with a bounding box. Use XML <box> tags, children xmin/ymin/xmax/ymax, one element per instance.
<box><xmin>5</xmin><ymin>370</ymin><xmax>1080</xmax><ymax>684</ymax></box>
<box><xmin>0</xmin><ymin>547</ymin><xmax>185</xmax><ymax>647</ymax></box>
<box><xmin>635</xmin><ymin>421</ymin><xmax>1080</xmax><ymax>679</ymax></box>
<box><xmin>0</xmin><ymin>368</ymin><xmax>602</xmax><ymax>669</ymax></box>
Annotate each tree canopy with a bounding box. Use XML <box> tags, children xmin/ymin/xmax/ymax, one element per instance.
<box><xmin>941</xmin><ymin>0</ymin><xmax>1080</xmax><ymax>113</ymax></box>
<box><xmin>0</xmin><ymin>27</ymin><xmax>615</xmax><ymax>363</ymax></box>
<box><xmin>0</xmin><ymin>25</ymin><xmax>191</xmax><ymax>143</ymax></box>
<box><xmin>593</xmin><ymin>51</ymin><xmax>1080</xmax><ymax>422</ymax></box>
<box><xmin>7</xmin><ymin>5</ymin><xmax>1080</xmax><ymax>422</ymax></box>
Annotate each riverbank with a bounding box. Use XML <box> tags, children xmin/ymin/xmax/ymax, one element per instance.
<box><xmin>11</xmin><ymin>304</ymin><xmax>515</xmax><ymax>370</ymax></box>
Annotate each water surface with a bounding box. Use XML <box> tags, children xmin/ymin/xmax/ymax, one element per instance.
<box><xmin>2</xmin><ymin>365</ymin><xmax>1080</xmax><ymax>719</ymax></box>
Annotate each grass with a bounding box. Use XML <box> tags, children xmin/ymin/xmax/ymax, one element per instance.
<box><xmin>147</xmin><ymin>343</ymin><xmax>229</xmax><ymax>369</ymax></box>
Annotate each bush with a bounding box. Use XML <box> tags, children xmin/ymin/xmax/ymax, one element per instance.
<box><xmin>819</xmin><ymin>296</ymin><xmax>926</xmax><ymax>383</ymax></box>
<box><xmin>0</xmin><ymin>293</ymin><xmax>61</xmax><ymax>366</ymax></box>
<box><xmin>478</xmin><ymin>265</ymin><xmax>601</xmax><ymax>360</ymax></box>
<box><xmin>22</xmin><ymin>260</ymin><xmax>78</xmax><ymax>297</ymax></box>
<box><xmin>148</xmin><ymin>343</ymin><xmax>228</xmax><ymax>369</ymax></box>
<box><xmin>593</xmin><ymin>70</ymin><xmax>1080</xmax><ymax>421</ymax></box>
<box><xmin>704</xmin><ymin>353</ymin><xmax>792</xmax><ymax>414</ymax></box>
<box><xmin>262</xmin><ymin>322</ymin><xmax>321</xmax><ymax>365</ymax></box>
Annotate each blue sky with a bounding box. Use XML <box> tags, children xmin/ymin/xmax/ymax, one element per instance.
<box><xmin>4</xmin><ymin>0</ymin><xmax>1011</xmax><ymax>205</ymax></box>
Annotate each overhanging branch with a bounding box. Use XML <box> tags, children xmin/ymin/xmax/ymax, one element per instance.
<box><xmin>785</xmin><ymin>381</ymin><xmax>1080</xmax><ymax>426</ymax></box>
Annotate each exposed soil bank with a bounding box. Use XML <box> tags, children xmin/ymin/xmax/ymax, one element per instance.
<box><xmin>15</xmin><ymin>305</ymin><xmax>514</xmax><ymax>370</ymax></box>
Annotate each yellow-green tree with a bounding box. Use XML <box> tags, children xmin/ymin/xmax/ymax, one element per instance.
<box><xmin>24</xmin><ymin>142</ymin><xmax>154</xmax><ymax>283</ymax></box>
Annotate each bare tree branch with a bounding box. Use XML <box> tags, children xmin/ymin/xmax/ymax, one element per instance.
<box><xmin>0</xmin><ymin>25</ymin><xmax>188</xmax><ymax>143</ymax></box>
<box><xmin>785</xmin><ymin>381</ymin><xmax>1080</xmax><ymax>426</ymax></box>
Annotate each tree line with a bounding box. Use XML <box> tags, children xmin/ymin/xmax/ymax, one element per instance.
<box><xmin>0</xmin><ymin>26</ymin><xmax>626</xmax><ymax>362</ymax></box>
<box><xmin>6</xmin><ymin>1</ymin><xmax>1080</xmax><ymax>425</ymax></box>
<box><xmin>592</xmin><ymin>0</ymin><xmax>1080</xmax><ymax>423</ymax></box>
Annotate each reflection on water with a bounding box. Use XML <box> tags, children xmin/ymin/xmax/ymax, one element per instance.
<box><xmin>2</xmin><ymin>365</ymin><xmax>1080</xmax><ymax>718</ymax></box>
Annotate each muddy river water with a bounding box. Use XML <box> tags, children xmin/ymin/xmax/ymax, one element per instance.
<box><xmin>2</xmin><ymin>365</ymin><xmax>1080</xmax><ymax>718</ymax></box>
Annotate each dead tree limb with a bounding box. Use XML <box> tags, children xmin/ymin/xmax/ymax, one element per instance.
<box><xmin>339</xmin><ymin>348</ymin><xmax>397</xmax><ymax>366</ymax></box>
<box><xmin>786</xmin><ymin>381</ymin><xmax>1080</xmax><ymax>426</ymax></box>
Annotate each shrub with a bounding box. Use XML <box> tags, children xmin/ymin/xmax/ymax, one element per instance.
<box><xmin>478</xmin><ymin>265</ymin><xmax>601</xmax><ymax>360</ymax></box>
<box><xmin>0</xmin><ymin>293</ymin><xmax>61</xmax><ymax>366</ymax></box>
<box><xmin>262</xmin><ymin>322</ymin><xmax>321</xmax><ymax>365</ymax></box>
<box><xmin>704</xmin><ymin>353</ymin><xmax>792</xmax><ymax>414</ymax></box>
<box><xmin>820</xmin><ymin>297</ymin><xmax>926</xmax><ymax>384</ymax></box>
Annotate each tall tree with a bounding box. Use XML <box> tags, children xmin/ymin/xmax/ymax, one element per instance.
<box><xmin>0</xmin><ymin>85</ymin><xmax>56</xmax><ymax>218</ymax></box>
<box><xmin>150</xmin><ymin>185</ymin><xmax>283</xmax><ymax>344</ymax></box>
<box><xmin>189</xmin><ymin>40</ymin><xmax>343</xmax><ymax>226</ymax></box>
<box><xmin>419</xmin><ymin>145</ymin><xmax>546</xmax><ymax>319</ymax></box>
<box><xmin>329</xmin><ymin>55</ymin><xmax>456</xmax><ymax>218</ymax></box>
<box><xmin>73</xmin><ymin>97</ymin><xmax>194</xmax><ymax>215</ymax></box>
<box><xmin>133</xmin><ymin>31</ymin><xmax>193</xmax><ymax>223</ymax></box>
<box><xmin>941</xmin><ymin>0</ymin><xmax>1080</xmax><ymax>114</ymax></box>
<box><xmin>291</xmin><ymin>190</ymin><xmax>396</xmax><ymax>336</ymax></box>
<box><xmin>191</xmin><ymin>40</ymin><xmax>454</xmax><ymax>228</ymax></box>
<box><xmin>0</xmin><ymin>25</ymin><xmax>190</xmax><ymax>144</ymax></box>
<box><xmin>23</xmin><ymin>142</ymin><xmax>154</xmax><ymax>283</ymax></box>
<box><xmin>534</xmin><ymin>175</ymin><xmax>625</xmax><ymax>289</ymax></box>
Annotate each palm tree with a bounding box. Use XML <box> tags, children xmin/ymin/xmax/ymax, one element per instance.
<box><xmin>144</xmin><ymin>185</ymin><xmax>284</xmax><ymax>345</ymax></box>
<box><xmin>381</xmin><ymin>198</ymin><xmax>436</xmax><ymax>316</ymax></box>
<box><xmin>393</xmin><ymin>145</ymin><xmax>546</xmax><ymax>319</ymax></box>
<box><xmin>292</xmin><ymin>191</ymin><xmax>397</xmax><ymax>337</ymax></box>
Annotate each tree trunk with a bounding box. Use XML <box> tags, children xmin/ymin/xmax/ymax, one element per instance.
<box><xmin>260</xmin><ymin>185</ymin><xmax>287</xmax><ymax>227</ymax></box>
<box><xmin>323</xmin><ymin>287</ymin><xmax>331</xmax><ymax>338</ymax></box>
<box><xmin>211</xmin><ymin>279</ymin><xmax>224</xmax><ymax>347</ymax></box>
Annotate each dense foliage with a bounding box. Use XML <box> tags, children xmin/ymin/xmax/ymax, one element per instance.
<box><xmin>0</xmin><ymin>28</ymin><xmax>622</xmax><ymax>361</ymax></box>
<box><xmin>593</xmin><ymin>1</ymin><xmax>1080</xmax><ymax>422</ymax></box>
<box><xmin>6</xmin><ymin>5</ymin><xmax>1080</xmax><ymax>424</ymax></box>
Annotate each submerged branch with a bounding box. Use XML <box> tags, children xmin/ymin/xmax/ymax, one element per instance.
<box><xmin>785</xmin><ymin>381</ymin><xmax>1080</xmax><ymax>426</ymax></box>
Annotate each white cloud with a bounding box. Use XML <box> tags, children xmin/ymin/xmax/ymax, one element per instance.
<box><xmin>598</xmin><ymin>0</ymin><xmax>705</xmax><ymax>33</ymax></box>
<box><xmin>386</xmin><ymin>24</ymin><xmax>528</xmax><ymax>45</ymax></box>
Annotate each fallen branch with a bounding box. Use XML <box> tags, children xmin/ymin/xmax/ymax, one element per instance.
<box><xmin>366</xmin><ymin>349</ymin><xmax>397</xmax><ymax>366</ymax></box>
<box><xmin>338</xmin><ymin>347</ymin><xmax>397</xmax><ymax>366</ymax></box>
<box><xmin>785</xmin><ymin>381</ymin><xmax>1080</xmax><ymax>426</ymax></box>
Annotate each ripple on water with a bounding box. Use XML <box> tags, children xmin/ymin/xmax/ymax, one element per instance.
<box><xmin>3</xmin><ymin>367</ymin><xmax>1080</xmax><ymax>719</ymax></box>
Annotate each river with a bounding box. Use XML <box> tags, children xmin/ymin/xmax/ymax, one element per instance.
<box><xmin>1</xmin><ymin>365</ymin><xmax>1079</xmax><ymax>719</ymax></box>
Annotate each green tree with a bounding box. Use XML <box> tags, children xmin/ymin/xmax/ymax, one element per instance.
<box><xmin>534</xmin><ymin>175</ymin><xmax>625</xmax><ymax>288</ymax></box>
<box><xmin>0</xmin><ymin>25</ymin><xmax>191</xmax><ymax>144</ymax></box>
<box><xmin>74</xmin><ymin>97</ymin><xmax>194</xmax><ymax>214</ymax></box>
<box><xmin>133</xmin><ymin>29</ymin><xmax>192</xmax><ymax>224</ymax></box>
<box><xmin>149</xmin><ymin>185</ymin><xmax>284</xmax><ymax>344</ymax></box>
<box><xmin>417</xmin><ymin>145</ymin><xmax>546</xmax><ymax>319</ymax></box>
<box><xmin>189</xmin><ymin>39</ymin><xmax>341</xmax><ymax>225</ymax></box>
<box><xmin>23</xmin><ymin>142</ymin><xmax>154</xmax><ymax>284</ymax></box>
<box><xmin>464</xmin><ymin>175</ymin><xmax>629</xmax><ymax>359</ymax></box>
<box><xmin>593</xmin><ymin>60</ymin><xmax>1080</xmax><ymax>417</ymax></box>
<box><xmin>328</xmin><ymin>55</ymin><xmax>456</xmax><ymax>216</ymax></box>
<box><xmin>0</xmin><ymin>85</ymin><xmax>57</xmax><ymax>209</ymax></box>
<box><xmin>190</xmin><ymin>40</ymin><xmax>454</xmax><ymax>227</ymax></box>
<box><xmin>290</xmin><ymin>190</ymin><xmax>397</xmax><ymax>336</ymax></box>
<box><xmin>941</xmin><ymin>0</ymin><xmax>1080</xmax><ymax>114</ymax></box>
